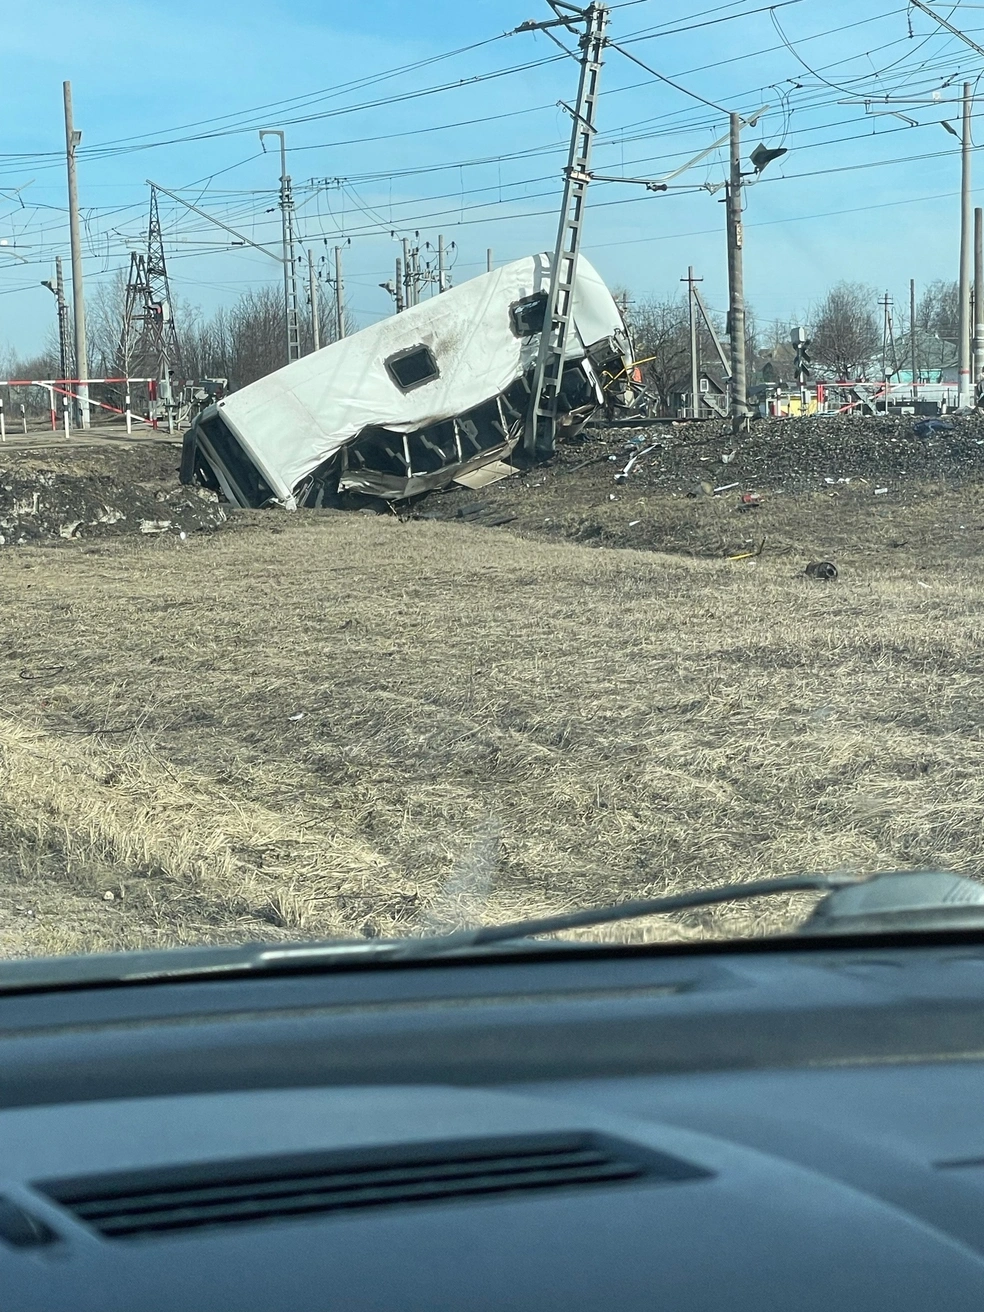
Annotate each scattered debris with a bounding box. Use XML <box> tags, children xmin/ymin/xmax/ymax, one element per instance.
<box><xmin>452</xmin><ymin>460</ymin><xmax>518</xmax><ymax>490</ymax></box>
<box><xmin>874</xmin><ymin>487</ymin><xmax>889</xmax><ymax>496</ymax></box>
<box><xmin>913</xmin><ymin>418</ymin><xmax>954</xmax><ymax>439</ymax></box>
<box><xmin>0</xmin><ymin>447</ymin><xmax>229</xmax><ymax>548</ymax></box>
<box><xmin>727</xmin><ymin>538</ymin><xmax>765</xmax><ymax>560</ymax></box>
<box><xmin>805</xmin><ymin>560</ymin><xmax>838</xmax><ymax>580</ymax></box>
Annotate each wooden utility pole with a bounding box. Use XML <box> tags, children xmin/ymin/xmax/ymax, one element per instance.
<box><xmin>880</xmin><ymin>292</ymin><xmax>892</xmax><ymax>408</ymax></box>
<box><xmin>682</xmin><ymin>266</ymin><xmax>701</xmax><ymax>419</ymax></box>
<box><xmin>63</xmin><ymin>81</ymin><xmax>89</xmax><ymax>429</ymax></box>
<box><xmin>726</xmin><ymin>113</ymin><xmax>747</xmax><ymax>434</ymax></box>
<box><xmin>959</xmin><ymin>82</ymin><xmax>973</xmax><ymax>408</ymax></box>
<box><xmin>307</xmin><ymin>249</ymin><xmax>320</xmax><ymax>352</ymax></box>
<box><xmin>975</xmin><ymin>208</ymin><xmax>984</xmax><ymax>401</ymax></box>
<box><xmin>334</xmin><ymin>245</ymin><xmax>345</xmax><ymax>338</ymax></box>
<box><xmin>910</xmin><ymin>278</ymin><xmax>918</xmax><ymax>404</ymax></box>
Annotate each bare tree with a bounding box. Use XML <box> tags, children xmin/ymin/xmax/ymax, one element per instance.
<box><xmin>181</xmin><ymin>280</ymin><xmax>350</xmax><ymax>390</ymax></box>
<box><xmin>810</xmin><ymin>282</ymin><xmax>880</xmax><ymax>380</ymax></box>
<box><xmin>0</xmin><ymin>344</ymin><xmax>61</xmax><ymax>416</ymax></box>
<box><xmin>628</xmin><ymin>296</ymin><xmax>691</xmax><ymax>412</ymax></box>
<box><xmin>86</xmin><ymin>268</ymin><xmax>129</xmax><ymax>379</ymax></box>
<box><xmin>917</xmin><ymin>279</ymin><xmax>958</xmax><ymax>342</ymax></box>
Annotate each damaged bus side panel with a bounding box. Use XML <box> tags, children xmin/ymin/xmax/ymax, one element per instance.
<box><xmin>180</xmin><ymin>253</ymin><xmax>634</xmax><ymax>507</ymax></box>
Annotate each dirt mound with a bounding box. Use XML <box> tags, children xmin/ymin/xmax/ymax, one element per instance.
<box><xmin>416</xmin><ymin>414</ymin><xmax>984</xmax><ymax>558</ymax></box>
<box><xmin>591</xmin><ymin>412</ymin><xmax>984</xmax><ymax>494</ymax></box>
<box><xmin>0</xmin><ymin>440</ymin><xmax>228</xmax><ymax>546</ymax></box>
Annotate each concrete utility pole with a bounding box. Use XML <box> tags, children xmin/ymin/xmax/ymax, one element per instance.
<box><xmin>63</xmin><ymin>81</ymin><xmax>89</xmax><ymax>429</ymax></box>
<box><xmin>307</xmin><ymin>249</ymin><xmax>320</xmax><ymax>352</ymax></box>
<box><xmin>975</xmin><ymin>208</ymin><xmax>984</xmax><ymax>401</ymax></box>
<box><xmin>56</xmin><ymin>256</ymin><xmax>70</xmax><ymax>382</ymax></box>
<box><xmin>682</xmin><ymin>266</ymin><xmax>701</xmax><ymax>419</ymax></box>
<box><xmin>334</xmin><ymin>245</ymin><xmax>345</xmax><ymax>339</ymax></box>
<box><xmin>259</xmin><ymin>129</ymin><xmax>301</xmax><ymax>366</ymax></box>
<box><xmin>394</xmin><ymin>257</ymin><xmax>404</xmax><ymax>313</ymax></box>
<box><xmin>41</xmin><ymin>256</ymin><xmax>71</xmax><ymax>384</ymax></box>
<box><xmin>726</xmin><ymin>112</ymin><xmax>747</xmax><ymax>434</ymax></box>
<box><xmin>486</xmin><ymin>248</ymin><xmax>494</xmax><ymax>273</ymax></box>
<box><xmin>910</xmin><ymin>278</ymin><xmax>918</xmax><ymax>404</ymax></box>
<box><xmin>958</xmin><ymin>82</ymin><xmax>973</xmax><ymax>409</ymax></box>
<box><xmin>437</xmin><ymin>234</ymin><xmax>447</xmax><ymax>292</ymax></box>
<box><xmin>402</xmin><ymin>237</ymin><xmax>413</xmax><ymax>308</ymax></box>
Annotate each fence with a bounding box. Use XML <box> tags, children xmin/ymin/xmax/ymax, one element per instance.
<box><xmin>0</xmin><ymin>377</ymin><xmax>161</xmax><ymax>440</ymax></box>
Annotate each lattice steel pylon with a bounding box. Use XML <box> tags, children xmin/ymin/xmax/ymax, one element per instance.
<box><xmin>118</xmin><ymin>187</ymin><xmax>184</xmax><ymax>406</ymax></box>
<box><xmin>523</xmin><ymin>1</ymin><xmax>608</xmax><ymax>459</ymax></box>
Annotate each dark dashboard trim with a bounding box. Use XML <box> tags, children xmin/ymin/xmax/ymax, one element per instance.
<box><xmin>4</xmin><ymin>926</ymin><xmax>984</xmax><ymax>999</ymax></box>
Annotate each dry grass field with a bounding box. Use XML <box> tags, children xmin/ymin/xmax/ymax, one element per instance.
<box><xmin>0</xmin><ymin>484</ymin><xmax>983</xmax><ymax>958</ymax></box>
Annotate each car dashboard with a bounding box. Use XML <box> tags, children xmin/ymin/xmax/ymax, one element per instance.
<box><xmin>2</xmin><ymin>933</ymin><xmax>984</xmax><ymax>1310</ymax></box>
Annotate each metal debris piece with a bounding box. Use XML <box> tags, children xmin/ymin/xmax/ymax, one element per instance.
<box><xmin>913</xmin><ymin>418</ymin><xmax>954</xmax><ymax>438</ymax></box>
<box><xmin>452</xmin><ymin>460</ymin><xmax>517</xmax><ymax>490</ymax></box>
<box><xmin>727</xmin><ymin>538</ymin><xmax>765</xmax><ymax>560</ymax></box>
<box><xmin>805</xmin><ymin>560</ymin><xmax>838</xmax><ymax>580</ymax></box>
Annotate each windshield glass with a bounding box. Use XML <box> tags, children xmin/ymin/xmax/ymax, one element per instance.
<box><xmin>1</xmin><ymin>1</ymin><xmax>980</xmax><ymax>963</ymax></box>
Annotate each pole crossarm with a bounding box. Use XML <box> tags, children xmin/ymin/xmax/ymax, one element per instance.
<box><xmin>589</xmin><ymin>173</ymin><xmax>667</xmax><ymax>191</ymax></box>
<box><xmin>909</xmin><ymin>0</ymin><xmax>984</xmax><ymax>59</ymax></box>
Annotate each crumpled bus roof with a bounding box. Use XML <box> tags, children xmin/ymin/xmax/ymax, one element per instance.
<box><xmin>201</xmin><ymin>252</ymin><xmax>629</xmax><ymax>503</ymax></box>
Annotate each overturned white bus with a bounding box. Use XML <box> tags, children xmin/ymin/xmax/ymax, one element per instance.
<box><xmin>180</xmin><ymin>252</ymin><xmax>634</xmax><ymax>506</ymax></box>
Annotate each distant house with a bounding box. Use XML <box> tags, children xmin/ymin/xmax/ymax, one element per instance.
<box><xmin>754</xmin><ymin>342</ymin><xmax>797</xmax><ymax>386</ymax></box>
<box><xmin>890</xmin><ymin>328</ymin><xmax>958</xmax><ymax>384</ymax></box>
<box><xmin>667</xmin><ymin>367</ymin><xmax>728</xmax><ymax>418</ymax></box>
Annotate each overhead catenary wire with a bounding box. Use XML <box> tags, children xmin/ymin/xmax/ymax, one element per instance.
<box><xmin>5</xmin><ymin>0</ymin><xmax>984</xmax><ymax>321</ymax></box>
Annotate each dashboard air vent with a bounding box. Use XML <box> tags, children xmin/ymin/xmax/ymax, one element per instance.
<box><xmin>38</xmin><ymin>1131</ymin><xmax>709</xmax><ymax>1239</ymax></box>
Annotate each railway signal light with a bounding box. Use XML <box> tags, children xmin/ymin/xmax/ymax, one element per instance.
<box><xmin>790</xmin><ymin>327</ymin><xmax>812</xmax><ymax>384</ymax></box>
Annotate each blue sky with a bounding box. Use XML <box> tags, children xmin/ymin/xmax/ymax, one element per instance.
<box><xmin>2</xmin><ymin>0</ymin><xmax>984</xmax><ymax>357</ymax></box>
